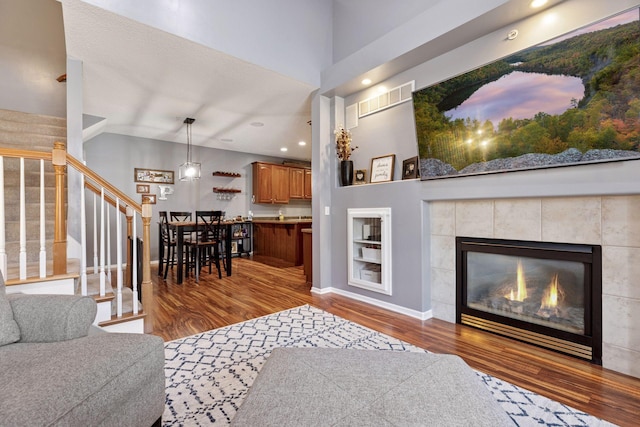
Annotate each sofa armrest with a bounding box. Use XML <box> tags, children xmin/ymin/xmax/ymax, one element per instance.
<box><xmin>7</xmin><ymin>294</ymin><xmax>97</xmax><ymax>342</ymax></box>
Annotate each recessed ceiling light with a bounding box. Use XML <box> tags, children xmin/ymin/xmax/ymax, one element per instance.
<box><xmin>280</xmin><ymin>147</ymin><xmax>288</xmax><ymax>152</ymax></box>
<box><xmin>220</xmin><ymin>138</ymin><xmax>233</xmax><ymax>143</ymax></box>
<box><xmin>361</xmin><ymin>78</ymin><xmax>372</xmax><ymax>85</ymax></box>
<box><xmin>377</xmin><ymin>86</ymin><xmax>387</xmax><ymax>94</ymax></box>
<box><xmin>250</xmin><ymin>121</ymin><xmax>264</xmax><ymax>127</ymax></box>
<box><xmin>298</xmin><ymin>141</ymin><xmax>306</xmax><ymax>146</ymax></box>
<box><xmin>530</xmin><ymin>0</ymin><xmax>548</xmax><ymax>8</ymax></box>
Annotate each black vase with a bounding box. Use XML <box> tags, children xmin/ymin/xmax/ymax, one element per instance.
<box><xmin>340</xmin><ymin>160</ymin><xmax>354</xmax><ymax>186</ymax></box>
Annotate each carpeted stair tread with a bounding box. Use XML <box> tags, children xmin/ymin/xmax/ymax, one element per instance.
<box><xmin>4</xmin><ymin>257</ymin><xmax>80</xmax><ymax>281</ymax></box>
<box><xmin>84</xmin><ymin>272</ymin><xmax>139</xmax><ymax>316</ymax></box>
<box><xmin>0</xmin><ymin>109</ymin><xmax>66</xmax><ymax>127</ymax></box>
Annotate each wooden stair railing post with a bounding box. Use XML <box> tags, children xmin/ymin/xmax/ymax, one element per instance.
<box><xmin>141</xmin><ymin>199</ymin><xmax>153</xmax><ymax>333</ymax></box>
<box><xmin>52</xmin><ymin>142</ymin><xmax>67</xmax><ymax>275</ymax></box>
<box><xmin>125</xmin><ymin>207</ymin><xmax>133</xmax><ymax>288</ymax></box>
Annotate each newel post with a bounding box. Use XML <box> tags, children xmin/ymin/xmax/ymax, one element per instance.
<box><xmin>141</xmin><ymin>200</ymin><xmax>153</xmax><ymax>333</ymax></box>
<box><xmin>52</xmin><ymin>142</ymin><xmax>67</xmax><ymax>275</ymax></box>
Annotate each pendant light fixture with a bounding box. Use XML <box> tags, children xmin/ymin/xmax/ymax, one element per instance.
<box><xmin>179</xmin><ymin>117</ymin><xmax>201</xmax><ymax>181</ymax></box>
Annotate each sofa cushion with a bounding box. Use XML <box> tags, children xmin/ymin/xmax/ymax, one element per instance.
<box><xmin>7</xmin><ymin>294</ymin><xmax>96</xmax><ymax>342</ymax></box>
<box><xmin>0</xmin><ymin>332</ymin><xmax>165</xmax><ymax>426</ymax></box>
<box><xmin>0</xmin><ymin>274</ymin><xmax>20</xmax><ymax>347</ymax></box>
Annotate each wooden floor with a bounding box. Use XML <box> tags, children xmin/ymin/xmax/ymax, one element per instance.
<box><xmin>149</xmin><ymin>257</ymin><xmax>640</xmax><ymax>427</ymax></box>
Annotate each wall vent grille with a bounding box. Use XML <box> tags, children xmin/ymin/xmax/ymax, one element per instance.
<box><xmin>358</xmin><ymin>81</ymin><xmax>414</xmax><ymax>118</ymax></box>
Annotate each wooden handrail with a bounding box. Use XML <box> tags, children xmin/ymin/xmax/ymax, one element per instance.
<box><xmin>0</xmin><ymin>147</ymin><xmax>52</xmax><ymax>161</ymax></box>
<box><xmin>66</xmin><ymin>154</ymin><xmax>141</xmax><ymax>214</ymax></box>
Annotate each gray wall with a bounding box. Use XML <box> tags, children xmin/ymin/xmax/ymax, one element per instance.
<box><xmin>318</xmin><ymin>0</ymin><xmax>640</xmax><ymax>315</ymax></box>
<box><xmin>84</xmin><ymin>133</ymin><xmax>311</xmax><ymax>265</ymax></box>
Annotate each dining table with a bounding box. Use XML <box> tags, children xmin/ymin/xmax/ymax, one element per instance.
<box><xmin>164</xmin><ymin>220</ymin><xmax>234</xmax><ymax>284</ymax></box>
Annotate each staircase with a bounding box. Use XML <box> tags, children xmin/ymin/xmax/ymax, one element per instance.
<box><xmin>0</xmin><ymin>109</ymin><xmax>152</xmax><ymax>333</ymax></box>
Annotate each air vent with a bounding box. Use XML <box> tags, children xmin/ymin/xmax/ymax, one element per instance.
<box><xmin>358</xmin><ymin>81</ymin><xmax>414</xmax><ymax>118</ymax></box>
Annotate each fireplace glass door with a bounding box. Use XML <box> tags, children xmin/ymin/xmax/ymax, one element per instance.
<box><xmin>466</xmin><ymin>252</ymin><xmax>585</xmax><ymax>334</ymax></box>
<box><xmin>456</xmin><ymin>237</ymin><xmax>601</xmax><ymax>363</ymax></box>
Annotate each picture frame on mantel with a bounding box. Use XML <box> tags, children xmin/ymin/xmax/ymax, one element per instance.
<box><xmin>370</xmin><ymin>154</ymin><xmax>395</xmax><ymax>183</ymax></box>
<box><xmin>402</xmin><ymin>156</ymin><xmax>419</xmax><ymax>180</ymax></box>
<box><xmin>354</xmin><ymin>169</ymin><xmax>367</xmax><ymax>184</ymax></box>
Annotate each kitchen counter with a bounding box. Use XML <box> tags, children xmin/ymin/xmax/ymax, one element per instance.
<box><xmin>253</xmin><ymin>220</ymin><xmax>312</xmax><ymax>266</ymax></box>
<box><xmin>252</xmin><ymin>218</ymin><xmax>312</xmax><ymax>225</ymax></box>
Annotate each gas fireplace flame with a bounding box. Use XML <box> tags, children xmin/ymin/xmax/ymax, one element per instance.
<box><xmin>540</xmin><ymin>273</ymin><xmax>563</xmax><ymax>309</ymax></box>
<box><xmin>506</xmin><ymin>259</ymin><xmax>528</xmax><ymax>302</ymax></box>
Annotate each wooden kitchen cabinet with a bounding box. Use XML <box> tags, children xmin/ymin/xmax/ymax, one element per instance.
<box><xmin>289</xmin><ymin>168</ymin><xmax>305</xmax><ymax>199</ymax></box>
<box><xmin>253</xmin><ymin>220</ymin><xmax>311</xmax><ymax>266</ymax></box>
<box><xmin>304</xmin><ymin>168</ymin><xmax>312</xmax><ymax>199</ymax></box>
<box><xmin>252</xmin><ymin>162</ymin><xmax>290</xmax><ymax>204</ymax></box>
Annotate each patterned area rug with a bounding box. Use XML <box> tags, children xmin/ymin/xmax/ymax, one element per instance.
<box><xmin>163</xmin><ymin>305</ymin><xmax>613</xmax><ymax>426</ymax></box>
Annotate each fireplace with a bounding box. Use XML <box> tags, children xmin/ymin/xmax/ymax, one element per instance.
<box><xmin>456</xmin><ymin>237</ymin><xmax>602</xmax><ymax>364</ymax></box>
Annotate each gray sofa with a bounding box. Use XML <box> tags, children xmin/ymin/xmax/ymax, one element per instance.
<box><xmin>0</xmin><ymin>275</ymin><xmax>166</xmax><ymax>426</ymax></box>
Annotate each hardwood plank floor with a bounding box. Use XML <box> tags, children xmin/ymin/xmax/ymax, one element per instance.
<box><xmin>149</xmin><ymin>257</ymin><xmax>640</xmax><ymax>427</ymax></box>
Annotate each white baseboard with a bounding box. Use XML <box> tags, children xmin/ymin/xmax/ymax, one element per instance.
<box><xmin>311</xmin><ymin>286</ymin><xmax>432</xmax><ymax>321</ymax></box>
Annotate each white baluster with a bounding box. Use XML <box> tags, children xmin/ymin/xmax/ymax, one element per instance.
<box><xmin>19</xmin><ymin>158</ymin><xmax>26</xmax><ymax>280</ymax></box>
<box><xmin>107</xmin><ymin>203</ymin><xmax>111</xmax><ymax>284</ymax></box>
<box><xmin>0</xmin><ymin>156</ymin><xmax>6</xmax><ymax>279</ymax></box>
<box><xmin>93</xmin><ymin>193</ymin><xmax>98</xmax><ymax>274</ymax></box>
<box><xmin>80</xmin><ymin>174</ymin><xmax>87</xmax><ymax>296</ymax></box>
<box><xmin>39</xmin><ymin>159</ymin><xmax>46</xmax><ymax>278</ymax></box>
<box><xmin>99</xmin><ymin>188</ymin><xmax>106</xmax><ymax>296</ymax></box>
<box><xmin>132</xmin><ymin>210</ymin><xmax>138</xmax><ymax>314</ymax></box>
<box><xmin>116</xmin><ymin>198</ymin><xmax>122</xmax><ymax>317</ymax></box>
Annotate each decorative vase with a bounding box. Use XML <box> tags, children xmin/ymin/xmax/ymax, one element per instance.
<box><xmin>340</xmin><ymin>160</ymin><xmax>354</xmax><ymax>186</ymax></box>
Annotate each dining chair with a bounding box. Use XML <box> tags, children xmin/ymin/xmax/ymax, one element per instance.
<box><xmin>185</xmin><ymin>210</ymin><xmax>224</xmax><ymax>282</ymax></box>
<box><xmin>158</xmin><ymin>211</ymin><xmax>176</xmax><ymax>279</ymax></box>
<box><xmin>170</xmin><ymin>211</ymin><xmax>192</xmax><ymax>222</ymax></box>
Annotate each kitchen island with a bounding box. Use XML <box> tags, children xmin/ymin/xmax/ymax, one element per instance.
<box><xmin>252</xmin><ymin>218</ymin><xmax>312</xmax><ymax>266</ymax></box>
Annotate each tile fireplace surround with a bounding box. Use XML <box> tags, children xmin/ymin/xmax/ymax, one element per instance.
<box><xmin>430</xmin><ymin>195</ymin><xmax>640</xmax><ymax>379</ymax></box>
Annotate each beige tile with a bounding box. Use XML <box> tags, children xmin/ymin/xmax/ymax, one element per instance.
<box><xmin>602</xmin><ymin>295</ymin><xmax>640</xmax><ymax>351</ymax></box>
<box><xmin>430</xmin><ymin>235</ymin><xmax>456</xmax><ymax>270</ymax></box>
<box><xmin>602</xmin><ymin>344</ymin><xmax>640</xmax><ymax>379</ymax></box>
<box><xmin>432</xmin><ymin>301</ymin><xmax>456</xmax><ymax>323</ymax></box>
<box><xmin>431</xmin><ymin>267</ymin><xmax>455</xmax><ymax>305</ymax></box>
<box><xmin>602</xmin><ymin>195</ymin><xmax>640</xmax><ymax>247</ymax></box>
<box><xmin>602</xmin><ymin>246</ymin><xmax>640</xmax><ymax>299</ymax></box>
<box><xmin>494</xmin><ymin>199</ymin><xmax>542</xmax><ymax>241</ymax></box>
<box><xmin>541</xmin><ymin>197</ymin><xmax>601</xmax><ymax>244</ymax></box>
<box><xmin>455</xmin><ymin>200</ymin><xmax>493</xmax><ymax>238</ymax></box>
<box><xmin>430</xmin><ymin>202</ymin><xmax>455</xmax><ymax>236</ymax></box>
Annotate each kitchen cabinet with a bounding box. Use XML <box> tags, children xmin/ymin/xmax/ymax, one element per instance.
<box><xmin>252</xmin><ymin>162</ymin><xmax>290</xmax><ymax>204</ymax></box>
<box><xmin>304</xmin><ymin>168</ymin><xmax>312</xmax><ymax>199</ymax></box>
<box><xmin>253</xmin><ymin>219</ymin><xmax>311</xmax><ymax>266</ymax></box>
<box><xmin>289</xmin><ymin>167</ymin><xmax>312</xmax><ymax>200</ymax></box>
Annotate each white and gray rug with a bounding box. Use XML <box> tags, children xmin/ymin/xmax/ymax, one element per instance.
<box><xmin>163</xmin><ymin>305</ymin><xmax>613</xmax><ymax>426</ymax></box>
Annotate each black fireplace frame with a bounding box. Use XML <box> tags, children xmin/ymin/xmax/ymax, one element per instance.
<box><xmin>456</xmin><ymin>236</ymin><xmax>602</xmax><ymax>364</ymax></box>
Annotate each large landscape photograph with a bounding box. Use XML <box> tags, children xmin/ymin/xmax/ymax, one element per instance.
<box><xmin>413</xmin><ymin>8</ymin><xmax>640</xmax><ymax>179</ymax></box>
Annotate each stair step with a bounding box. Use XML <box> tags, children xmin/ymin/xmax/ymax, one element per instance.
<box><xmin>98</xmin><ymin>310</ymin><xmax>146</xmax><ymax>328</ymax></box>
<box><xmin>0</xmin><ymin>109</ymin><xmax>66</xmax><ymax>127</ymax></box>
<box><xmin>4</xmin><ymin>258</ymin><xmax>80</xmax><ymax>282</ymax></box>
<box><xmin>0</xmin><ymin>130</ymin><xmax>65</xmax><ymax>151</ymax></box>
<box><xmin>0</xmin><ymin>120</ymin><xmax>67</xmax><ymax>138</ymax></box>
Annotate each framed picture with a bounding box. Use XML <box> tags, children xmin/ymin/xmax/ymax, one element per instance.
<box><xmin>402</xmin><ymin>156</ymin><xmax>419</xmax><ymax>180</ymax></box>
<box><xmin>134</xmin><ymin>168</ymin><xmax>174</xmax><ymax>184</ymax></box>
<box><xmin>136</xmin><ymin>184</ymin><xmax>150</xmax><ymax>193</ymax></box>
<box><xmin>141</xmin><ymin>194</ymin><xmax>156</xmax><ymax>204</ymax></box>
<box><xmin>231</xmin><ymin>241</ymin><xmax>238</xmax><ymax>254</ymax></box>
<box><xmin>412</xmin><ymin>9</ymin><xmax>640</xmax><ymax>180</ymax></box>
<box><xmin>370</xmin><ymin>154</ymin><xmax>395</xmax><ymax>183</ymax></box>
<box><xmin>354</xmin><ymin>169</ymin><xmax>367</xmax><ymax>184</ymax></box>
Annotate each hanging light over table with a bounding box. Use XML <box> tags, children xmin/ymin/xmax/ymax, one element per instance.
<box><xmin>179</xmin><ymin>117</ymin><xmax>201</xmax><ymax>181</ymax></box>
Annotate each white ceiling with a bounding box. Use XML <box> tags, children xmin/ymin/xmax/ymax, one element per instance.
<box><xmin>61</xmin><ymin>0</ymin><xmax>567</xmax><ymax>162</ymax></box>
<box><xmin>62</xmin><ymin>0</ymin><xmax>316</xmax><ymax>161</ymax></box>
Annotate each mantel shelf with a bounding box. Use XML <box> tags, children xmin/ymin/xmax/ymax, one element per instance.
<box><xmin>213</xmin><ymin>187</ymin><xmax>242</xmax><ymax>193</ymax></box>
<box><xmin>212</xmin><ymin>171</ymin><xmax>241</xmax><ymax>178</ymax></box>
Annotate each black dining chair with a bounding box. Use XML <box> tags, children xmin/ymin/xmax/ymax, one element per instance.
<box><xmin>158</xmin><ymin>211</ymin><xmax>176</xmax><ymax>279</ymax></box>
<box><xmin>185</xmin><ymin>210</ymin><xmax>224</xmax><ymax>282</ymax></box>
<box><xmin>170</xmin><ymin>211</ymin><xmax>192</xmax><ymax>222</ymax></box>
